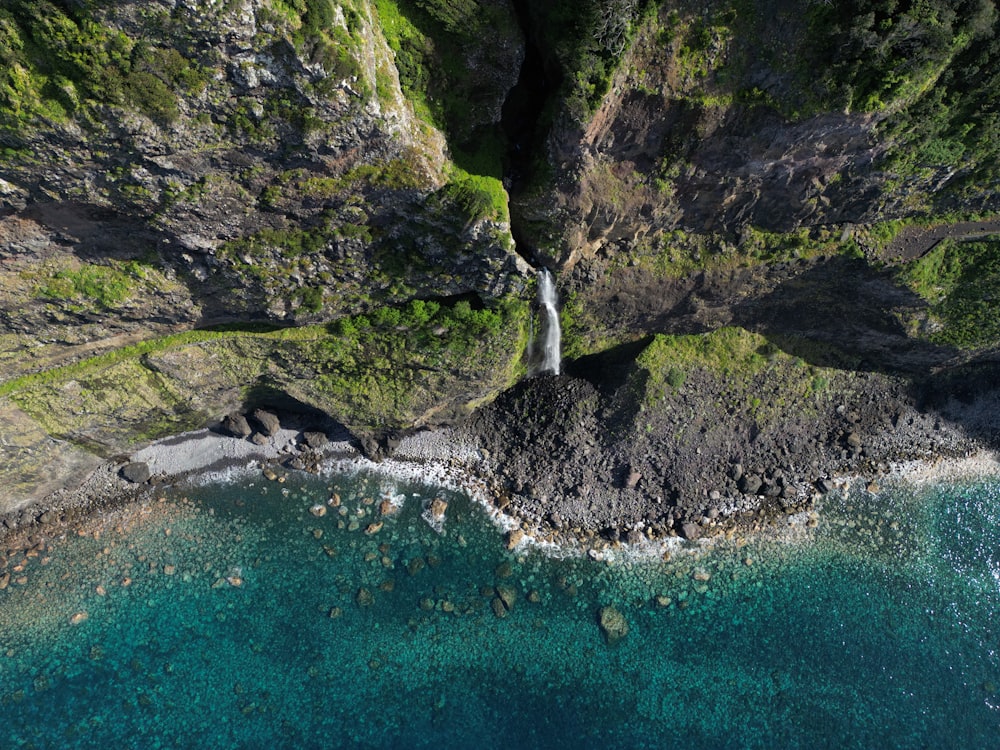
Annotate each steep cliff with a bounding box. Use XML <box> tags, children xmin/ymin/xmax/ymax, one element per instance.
<box><xmin>0</xmin><ymin>0</ymin><xmax>530</xmax><ymax>511</ymax></box>
<box><xmin>1</xmin><ymin>0</ymin><xmax>999</xmax><ymax>527</ymax></box>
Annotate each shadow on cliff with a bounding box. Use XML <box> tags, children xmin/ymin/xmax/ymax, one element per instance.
<box><xmin>735</xmin><ymin>255</ymin><xmax>958</xmax><ymax>375</ymax></box>
<box><xmin>20</xmin><ymin>201</ymin><xmax>274</xmax><ymax>324</ymax></box>
<box><xmin>737</xmin><ymin>255</ymin><xmax>1000</xmax><ymax>451</ymax></box>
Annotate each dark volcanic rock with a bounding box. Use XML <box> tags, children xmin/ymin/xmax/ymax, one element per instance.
<box><xmin>252</xmin><ymin>409</ymin><xmax>281</xmax><ymax>437</ymax></box>
<box><xmin>302</xmin><ymin>431</ymin><xmax>328</xmax><ymax>450</ymax></box>
<box><xmin>120</xmin><ymin>462</ymin><xmax>151</xmax><ymax>484</ymax></box>
<box><xmin>222</xmin><ymin>413</ymin><xmax>252</xmax><ymax>439</ymax></box>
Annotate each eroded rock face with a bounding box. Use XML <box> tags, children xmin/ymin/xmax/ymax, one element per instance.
<box><xmin>0</xmin><ymin>0</ymin><xmax>531</xmax><ymax>509</ymax></box>
<box><xmin>513</xmin><ymin>4</ymin><xmax>998</xmax><ymax>271</ymax></box>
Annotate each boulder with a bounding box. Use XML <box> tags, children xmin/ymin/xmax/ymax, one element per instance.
<box><xmin>681</xmin><ymin>522</ymin><xmax>702</xmax><ymax>540</ymax></box>
<box><xmin>598</xmin><ymin>605</ymin><xmax>629</xmax><ymax>645</ymax></box>
<box><xmin>221</xmin><ymin>413</ymin><xmax>252</xmax><ymax>439</ymax></box>
<box><xmin>738</xmin><ymin>473</ymin><xmax>763</xmax><ymax>495</ymax></box>
<box><xmin>355</xmin><ymin>588</ymin><xmax>375</xmax><ymax>607</ymax></box>
<box><xmin>302</xmin><ymin>431</ymin><xmax>328</xmax><ymax>450</ymax></box>
<box><xmin>495</xmin><ymin>584</ymin><xmax>517</xmax><ymax>612</ymax></box>
<box><xmin>815</xmin><ymin>477</ymin><xmax>835</xmax><ymax>494</ymax></box>
<box><xmin>505</xmin><ymin>528</ymin><xmax>525</xmax><ymax>550</ymax></box>
<box><xmin>120</xmin><ymin>462</ymin><xmax>151</xmax><ymax>484</ymax></box>
<box><xmin>251</xmin><ymin>408</ymin><xmax>281</xmax><ymax>437</ymax></box>
<box><xmin>625</xmin><ymin>467</ymin><xmax>641</xmax><ymax>490</ymax></box>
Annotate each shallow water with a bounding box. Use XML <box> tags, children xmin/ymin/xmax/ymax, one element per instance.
<box><xmin>1</xmin><ymin>469</ymin><xmax>999</xmax><ymax>749</ymax></box>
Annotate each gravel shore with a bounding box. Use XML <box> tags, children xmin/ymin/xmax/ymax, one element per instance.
<box><xmin>3</xmin><ymin>369</ymin><xmax>999</xmax><ymax>551</ymax></box>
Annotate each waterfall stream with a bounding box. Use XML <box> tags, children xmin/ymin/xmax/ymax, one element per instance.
<box><xmin>536</xmin><ymin>268</ymin><xmax>561</xmax><ymax>375</ymax></box>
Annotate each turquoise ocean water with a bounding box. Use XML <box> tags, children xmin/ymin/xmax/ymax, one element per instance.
<box><xmin>1</xmin><ymin>467</ymin><xmax>999</xmax><ymax>749</ymax></box>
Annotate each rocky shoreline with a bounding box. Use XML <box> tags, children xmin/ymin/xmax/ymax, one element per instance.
<box><xmin>4</xmin><ymin>368</ymin><xmax>1000</xmax><ymax>554</ymax></box>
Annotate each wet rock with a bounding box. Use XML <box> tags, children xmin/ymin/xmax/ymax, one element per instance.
<box><xmin>120</xmin><ymin>462</ymin><xmax>151</xmax><ymax>484</ymax></box>
<box><xmin>429</xmin><ymin>497</ymin><xmax>448</xmax><ymax>520</ymax></box>
<box><xmin>815</xmin><ymin>477</ymin><xmax>835</xmax><ymax>494</ymax></box>
<box><xmin>364</xmin><ymin>522</ymin><xmax>384</xmax><ymax>535</ymax></box>
<box><xmin>406</xmin><ymin>558</ymin><xmax>425</xmax><ymax>576</ymax></box>
<box><xmin>222</xmin><ymin>413</ymin><xmax>252</xmax><ymax>439</ymax></box>
<box><xmin>597</xmin><ymin>605</ymin><xmax>629</xmax><ymax>645</ymax></box>
<box><xmin>252</xmin><ymin>409</ymin><xmax>281</xmax><ymax>437</ymax></box>
<box><xmin>625</xmin><ymin>528</ymin><xmax>645</xmax><ymax>545</ymax></box>
<box><xmin>495</xmin><ymin>584</ymin><xmax>517</xmax><ymax>612</ymax></box>
<box><xmin>491</xmin><ymin>597</ymin><xmax>508</xmax><ymax>618</ymax></box>
<box><xmin>309</xmin><ymin>504</ymin><xmax>327</xmax><ymax>518</ymax></box>
<box><xmin>69</xmin><ymin>611</ymin><xmax>89</xmax><ymax>626</ymax></box>
<box><xmin>505</xmin><ymin>528</ymin><xmax>524</xmax><ymax>550</ymax></box>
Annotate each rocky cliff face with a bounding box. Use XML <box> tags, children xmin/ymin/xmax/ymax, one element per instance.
<box><xmin>515</xmin><ymin>1</ymin><xmax>1000</xmax><ymax>269</ymax></box>
<box><xmin>0</xmin><ymin>0</ymin><xmax>529</xmax><ymax>511</ymax></box>
<box><xmin>1</xmin><ymin>0</ymin><xmax>999</xmax><ymax>522</ymax></box>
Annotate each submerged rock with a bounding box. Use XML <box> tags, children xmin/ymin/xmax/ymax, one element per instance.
<box><xmin>598</xmin><ymin>606</ymin><xmax>629</xmax><ymax>645</ymax></box>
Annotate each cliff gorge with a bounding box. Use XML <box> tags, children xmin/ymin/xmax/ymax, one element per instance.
<box><xmin>1</xmin><ymin>0</ymin><xmax>999</xmax><ymax>527</ymax></box>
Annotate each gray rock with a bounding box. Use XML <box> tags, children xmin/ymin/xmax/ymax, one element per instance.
<box><xmin>252</xmin><ymin>409</ymin><xmax>281</xmax><ymax>437</ymax></box>
<box><xmin>303</xmin><ymin>431</ymin><xmax>328</xmax><ymax>450</ymax></box>
<box><xmin>625</xmin><ymin>468</ymin><xmax>641</xmax><ymax>489</ymax></box>
<box><xmin>738</xmin><ymin>473</ymin><xmax>763</xmax><ymax>495</ymax></box>
<box><xmin>221</xmin><ymin>413</ymin><xmax>252</xmax><ymax>439</ymax></box>
<box><xmin>626</xmin><ymin>528</ymin><xmax>645</xmax><ymax>545</ymax></box>
<box><xmin>681</xmin><ymin>522</ymin><xmax>702</xmax><ymax>540</ymax></box>
<box><xmin>120</xmin><ymin>462</ymin><xmax>151</xmax><ymax>484</ymax></box>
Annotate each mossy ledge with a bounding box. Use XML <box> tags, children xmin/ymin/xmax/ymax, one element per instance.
<box><xmin>0</xmin><ymin>296</ymin><xmax>528</xmax><ymax>509</ymax></box>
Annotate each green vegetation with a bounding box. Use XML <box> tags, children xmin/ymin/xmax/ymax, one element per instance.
<box><xmin>2</xmin><ymin>296</ymin><xmax>530</xmax><ymax>448</ymax></box>
<box><xmin>0</xmin><ymin>0</ymin><xmax>211</xmax><ymax>132</ymax></box>
<box><xmin>373</xmin><ymin>0</ymin><xmax>515</xmax><ymax>173</ymax></box>
<box><xmin>627</xmin><ymin>225</ymin><xmax>856</xmax><ymax>280</ymax></box>
<box><xmin>307</xmin><ymin>296</ymin><xmax>529</xmax><ymax>426</ymax></box>
<box><xmin>35</xmin><ymin>263</ymin><xmax>135</xmax><ymax>308</ymax></box>
<box><xmin>526</xmin><ymin>0</ymin><xmax>652</xmax><ymax>122</ymax></box>
<box><xmin>633</xmin><ymin>327</ymin><xmax>836</xmax><ymax>419</ymax></box>
<box><xmin>438</xmin><ymin>170</ymin><xmax>510</xmax><ymax>224</ymax></box>
<box><xmin>897</xmin><ymin>237</ymin><xmax>1000</xmax><ymax>349</ymax></box>
<box><xmin>261</xmin><ymin>0</ymin><xmax>365</xmax><ymax>83</ymax></box>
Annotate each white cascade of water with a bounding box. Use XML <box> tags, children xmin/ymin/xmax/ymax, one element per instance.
<box><xmin>536</xmin><ymin>268</ymin><xmax>561</xmax><ymax>375</ymax></box>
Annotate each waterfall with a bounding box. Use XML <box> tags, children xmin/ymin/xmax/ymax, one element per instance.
<box><xmin>536</xmin><ymin>268</ymin><xmax>561</xmax><ymax>375</ymax></box>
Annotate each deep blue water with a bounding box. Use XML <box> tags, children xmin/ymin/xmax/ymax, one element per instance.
<box><xmin>1</xmin><ymin>469</ymin><xmax>999</xmax><ymax>749</ymax></box>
